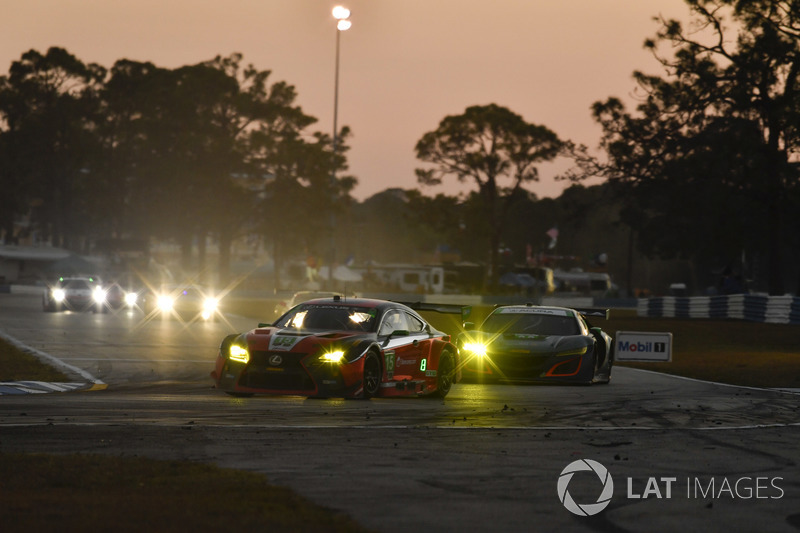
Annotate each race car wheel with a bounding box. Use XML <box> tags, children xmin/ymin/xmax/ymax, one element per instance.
<box><xmin>362</xmin><ymin>351</ymin><xmax>381</xmax><ymax>399</ymax></box>
<box><xmin>585</xmin><ymin>345</ymin><xmax>600</xmax><ymax>385</ymax></box>
<box><xmin>434</xmin><ymin>351</ymin><xmax>455</xmax><ymax>398</ymax></box>
<box><xmin>598</xmin><ymin>345</ymin><xmax>613</xmax><ymax>384</ymax></box>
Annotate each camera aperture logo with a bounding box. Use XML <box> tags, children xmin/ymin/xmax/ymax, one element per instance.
<box><xmin>557</xmin><ymin>459</ymin><xmax>614</xmax><ymax>516</ymax></box>
<box><xmin>557</xmin><ymin>459</ymin><xmax>785</xmax><ymax>517</ymax></box>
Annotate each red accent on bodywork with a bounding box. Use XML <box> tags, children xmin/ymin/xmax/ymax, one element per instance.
<box><xmin>545</xmin><ymin>357</ymin><xmax>582</xmax><ymax>377</ymax></box>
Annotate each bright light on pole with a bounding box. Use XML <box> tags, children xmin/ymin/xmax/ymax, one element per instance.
<box><xmin>332</xmin><ymin>5</ymin><xmax>351</xmax><ymax>160</ymax></box>
<box><xmin>329</xmin><ymin>5</ymin><xmax>351</xmax><ymax>285</ymax></box>
<box><xmin>332</xmin><ymin>5</ymin><xmax>350</xmax><ymax>20</ymax></box>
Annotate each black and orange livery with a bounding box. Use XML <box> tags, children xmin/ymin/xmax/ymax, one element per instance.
<box><xmin>212</xmin><ymin>297</ymin><xmax>460</xmax><ymax>399</ymax></box>
<box><xmin>457</xmin><ymin>304</ymin><xmax>613</xmax><ymax>384</ymax></box>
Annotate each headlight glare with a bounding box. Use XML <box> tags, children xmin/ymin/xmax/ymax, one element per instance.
<box><xmin>93</xmin><ymin>287</ymin><xmax>108</xmax><ymax>304</ymax></box>
<box><xmin>53</xmin><ymin>288</ymin><xmax>66</xmax><ymax>302</ymax></box>
<box><xmin>229</xmin><ymin>344</ymin><xmax>249</xmax><ymax>363</ymax></box>
<box><xmin>463</xmin><ymin>342</ymin><xmax>488</xmax><ymax>357</ymax></box>
<box><xmin>157</xmin><ymin>294</ymin><xmax>174</xmax><ymax>312</ymax></box>
<box><xmin>125</xmin><ymin>292</ymin><xmax>138</xmax><ymax>306</ymax></box>
<box><xmin>203</xmin><ymin>297</ymin><xmax>218</xmax><ymax>312</ymax></box>
<box><xmin>321</xmin><ymin>350</ymin><xmax>345</xmax><ymax>363</ymax></box>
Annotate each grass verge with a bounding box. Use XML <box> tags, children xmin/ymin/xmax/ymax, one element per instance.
<box><xmin>0</xmin><ymin>337</ymin><xmax>72</xmax><ymax>381</ymax></box>
<box><xmin>0</xmin><ymin>453</ymin><xmax>371</xmax><ymax>532</ymax></box>
<box><xmin>1</xmin><ymin>327</ymin><xmax>373</xmax><ymax>532</ymax></box>
<box><xmin>603</xmin><ymin>310</ymin><xmax>800</xmax><ymax>389</ymax></box>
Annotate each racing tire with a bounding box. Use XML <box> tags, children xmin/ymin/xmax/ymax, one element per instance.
<box><xmin>598</xmin><ymin>360</ymin><xmax>612</xmax><ymax>385</ymax></box>
<box><xmin>582</xmin><ymin>347</ymin><xmax>599</xmax><ymax>385</ymax></box>
<box><xmin>362</xmin><ymin>351</ymin><xmax>381</xmax><ymax>399</ymax></box>
<box><xmin>599</xmin><ymin>344</ymin><xmax>614</xmax><ymax>384</ymax></box>
<box><xmin>434</xmin><ymin>351</ymin><xmax>455</xmax><ymax>398</ymax></box>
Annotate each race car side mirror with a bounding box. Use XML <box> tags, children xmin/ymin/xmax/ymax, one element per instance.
<box><xmin>463</xmin><ymin>322</ymin><xmax>475</xmax><ymax>331</ymax></box>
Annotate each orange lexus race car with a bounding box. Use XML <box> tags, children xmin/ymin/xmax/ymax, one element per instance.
<box><xmin>212</xmin><ymin>297</ymin><xmax>461</xmax><ymax>399</ymax></box>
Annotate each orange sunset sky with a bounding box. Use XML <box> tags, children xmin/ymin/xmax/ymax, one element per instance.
<box><xmin>1</xmin><ymin>1</ymin><xmax>693</xmax><ymax>200</ymax></box>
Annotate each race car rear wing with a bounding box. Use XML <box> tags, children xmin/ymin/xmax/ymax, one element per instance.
<box><xmin>399</xmin><ymin>301</ymin><xmax>608</xmax><ymax>323</ymax></box>
<box><xmin>395</xmin><ymin>301</ymin><xmax>473</xmax><ymax>323</ymax></box>
<box><xmin>574</xmin><ymin>308</ymin><xmax>611</xmax><ymax>320</ymax></box>
<box><xmin>490</xmin><ymin>302</ymin><xmax>610</xmax><ymax>320</ymax></box>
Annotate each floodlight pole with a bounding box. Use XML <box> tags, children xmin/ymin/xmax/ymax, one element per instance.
<box><xmin>329</xmin><ymin>6</ymin><xmax>351</xmax><ymax>286</ymax></box>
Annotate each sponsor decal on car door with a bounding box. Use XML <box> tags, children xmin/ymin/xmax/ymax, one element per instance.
<box><xmin>384</xmin><ymin>333</ymin><xmax>428</xmax><ymax>379</ymax></box>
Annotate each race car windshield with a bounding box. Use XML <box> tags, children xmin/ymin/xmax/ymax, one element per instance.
<box><xmin>62</xmin><ymin>280</ymin><xmax>91</xmax><ymax>290</ymax></box>
<box><xmin>480</xmin><ymin>313</ymin><xmax>579</xmax><ymax>336</ymax></box>
<box><xmin>274</xmin><ymin>305</ymin><xmax>377</xmax><ymax>332</ymax></box>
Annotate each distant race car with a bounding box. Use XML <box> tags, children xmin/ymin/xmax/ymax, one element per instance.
<box><xmin>457</xmin><ymin>304</ymin><xmax>613</xmax><ymax>384</ymax></box>
<box><xmin>102</xmin><ymin>281</ymin><xmax>141</xmax><ymax>310</ymax></box>
<box><xmin>100</xmin><ymin>272</ymin><xmax>145</xmax><ymax>310</ymax></box>
<box><xmin>43</xmin><ymin>276</ymin><xmax>107</xmax><ymax>313</ymax></box>
<box><xmin>143</xmin><ymin>284</ymin><xmax>221</xmax><ymax>321</ymax></box>
<box><xmin>212</xmin><ymin>297</ymin><xmax>460</xmax><ymax>399</ymax></box>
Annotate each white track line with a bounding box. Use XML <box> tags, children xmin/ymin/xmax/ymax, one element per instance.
<box><xmin>0</xmin><ymin>330</ymin><xmax>105</xmax><ymax>385</ymax></box>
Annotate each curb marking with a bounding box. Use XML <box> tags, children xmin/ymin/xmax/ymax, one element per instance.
<box><xmin>0</xmin><ymin>381</ymin><xmax>107</xmax><ymax>395</ymax></box>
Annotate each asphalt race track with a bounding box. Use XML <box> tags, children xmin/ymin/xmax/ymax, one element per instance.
<box><xmin>1</xmin><ymin>291</ymin><xmax>798</xmax><ymax>532</ymax></box>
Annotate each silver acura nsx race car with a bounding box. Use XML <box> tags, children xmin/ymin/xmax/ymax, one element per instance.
<box><xmin>457</xmin><ymin>304</ymin><xmax>613</xmax><ymax>384</ymax></box>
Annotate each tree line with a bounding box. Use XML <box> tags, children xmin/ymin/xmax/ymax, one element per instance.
<box><xmin>1</xmin><ymin>0</ymin><xmax>799</xmax><ymax>295</ymax></box>
<box><xmin>0</xmin><ymin>48</ymin><xmax>354</xmax><ymax>284</ymax></box>
<box><xmin>414</xmin><ymin>1</ymin><xmax>799</xmax><ymax>295</ymax></box>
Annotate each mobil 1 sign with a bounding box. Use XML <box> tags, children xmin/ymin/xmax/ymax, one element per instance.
<box><xmin>615</xmin><ymin>331</ymin><xmax>672</xmax><ymax>362</ymax></box>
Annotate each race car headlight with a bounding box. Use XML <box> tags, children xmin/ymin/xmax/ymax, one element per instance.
<box><xmin>229</xmin><ymin>344</ymin><xmax>249</xmax><ymax>364</ymax></box>
<box><xmin>200</xmin><ymin>297</ymin><xmax>219</xmax><ymax>320</ymax></box>
<box><xmin>124</xmin><ymin>292</ymin><xmax>138</xmax><ymax>306</ymax></box>
<box><xmin>556</xmin><ymin>346</ymin><xmax>588</xmax><ymax>357</ymax></box>
<box><xmin>463</xmin><ymin>342</ymin><xmax>488</xmax><ymax>357</ymax></box>
<box><xmin>52</xmin><ymin>288</ymin><xmax>66</xmax><ymax>302</ymax></box>
<box><xmin>203</xmin><ymin>297</ymin><xmax>219</xmax><ymax>313</ymax></box>
<box><xmin>93</xmin><ymin>286</ymin><xmax>108</xmax><ymax>304</ymax></box>
<box><xmin>157</xmin><ymin>294</ymin><xmax>174</xmax><ymax>312</ymax></box>
<box><xmin>321</xmin><ymin>350</ymin><xmax>345</xmax><ymax>363</ymax></box>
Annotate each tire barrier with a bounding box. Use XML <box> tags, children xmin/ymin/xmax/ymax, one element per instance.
<box><xmin>637</xmin><ymin>294</ymin><xmax>800</xmax><ymax>324</ymax></box>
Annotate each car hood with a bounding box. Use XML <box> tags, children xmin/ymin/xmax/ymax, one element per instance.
<box><xmin>244</xmin><ymin>327</ymin><xmax>377</xmax><ymax>353</ymax></box>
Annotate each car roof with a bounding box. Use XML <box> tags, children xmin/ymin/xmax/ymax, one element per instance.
<box><xmin>493</xmin><ymin>304</ymin><xmax>611</xmax><ymax>318</ymax></box>
<box><xmin>301</xmin><ymin>297</ymin><xmax>411</xmax><ymax>313</ymax></box>
<box><xmin>158</xmin><ymin>284</ymin><xmax>208</xmax><ymax>290</ymax></box>
<box><xmin>491</xmin><ymin>304</ymin><xmax>579</xmax><ymax>316</ymax></box>
<box><xmin>292</xmin><ymin>290</ymin><xmax>342</xmax><ymax>297</ymax></box>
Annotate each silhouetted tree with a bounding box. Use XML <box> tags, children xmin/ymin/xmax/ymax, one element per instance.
<box><xmin>415</xmin><ymin>104</ymin><xmax>562</xmax><ymax>288</ymax></box>
<box><xmin>100</xmin><ymin>53</ymin><xmax>344</xmax><ymax>285</ymax></box>
<box><xmin>255</xmin><ymin>117</ymin><xmax>356</xmax><ymax>288</ymax></box>
<box><xmin>577</xmin><ymin>0</ymin><xmax>800</xmax><ymax>295</ymax></box>
<box><xmin>0</xmin><ymin>47</ymin><xmax>105</xmax><ymax>249</ymax></box>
